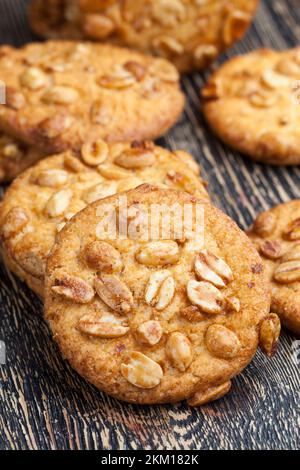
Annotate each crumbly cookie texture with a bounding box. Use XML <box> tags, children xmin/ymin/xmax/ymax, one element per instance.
<box><xmin>44</xmin><ymin>184</ymin><xmax>272</xmax><ymax>405</ymax></box>
<box><xmin>0</xmin><ymin>40</ymin><xmax>184</xmax><ymax>153</ymax></box>
<box><xmin>0</xmin><ymin>131</ymin><xmax>47</xmax><ymax>183</ymax></box>
<box><xmin>0</xmin><ymin>140</ymin><xmax>208</xmax><ymax>298</ymax></box>
<box><xmin>202</xmin><ymin>47</ymin><xmax>300</xmax><ymax>165</ymax></box>
<box><xmin>29</xmin><ymin>0</ymin><xmax>259</xmax><ymax>73</ymax></box>
<box><xmin>248</xmin><ymin>200</ymin><xmax>300</xmax><ymax>336</ymax></box>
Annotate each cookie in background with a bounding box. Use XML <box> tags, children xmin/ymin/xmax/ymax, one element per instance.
<box><xmin>202</xmin><ymin>48</ymin><xmax>300</xmax><ymax>165</ymax></box>
<box><xmin>0</xmin><ymin>40</ymin><xmax>184</xmax><ymax>158</ymax></box>
<box><xmin>248</xmin><ymin>200</ymin><xmax>300</xmax><ymax>336</ymax></box>
<box><xmin>29</xmin><ymin>0</ymin><xmax>259</xmax><ymax>73</ymax></box>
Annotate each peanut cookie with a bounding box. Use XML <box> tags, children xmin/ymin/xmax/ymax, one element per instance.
<box><xmin>29</xmin><ymin>0</ymin><xmax>259</xmax><ymax>73</ymax></box>
<box><xmin>0</xmin><ymin>131</ymin><xmax>47</xmax><ymax>183</ymax></box>
<box><xmin>202</xmin><ymin>48</ymin><xmax>300</xmax><ymax>165</ymax></box>
<box><xmin>44</xmin><ymin>184</ymin><xmax>274</xmax><ymax>405</ymax></box>
<box><xmin>0</xmin><ymin>41</ymin><xmax>184</xmax><ymax>153</ymax></box>
<box><xmin>248</xmin><ymin>200</ymin><xmax>300</xmax><ymax>335</ymax></box>
<box><xmin>0</xmin><ymin>140</ymin><xmax>208</xmax><ymax>298</ymax></box>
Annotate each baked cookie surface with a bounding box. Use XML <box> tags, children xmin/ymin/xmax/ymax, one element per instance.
<box><xmin>0</xmin><ymin>141</ymin><xmax>208</xmax><ymax>297</ymax></box>
<box><xmin>0</xmin><ymin>41</ymin><xmax>184</xmax><ymax>153</ymax></box>
<box><xmin>202</xmin><ymin>48</ymin><xmax>300</xmax><ymax>165</ymax></box>
<box><xmin>248</xmin><ymin>200</ymin><xmax>300</xmax><ymax>335</ymax></box>
<box><xmin>44</xmin><ymin>184</ymin><xmax>272</xmax><ymax>405</ymax></box>
<box><xmin>29</xmin><ymin>0</ymin><xmax>259</xmax><ymax>73</ymax></box>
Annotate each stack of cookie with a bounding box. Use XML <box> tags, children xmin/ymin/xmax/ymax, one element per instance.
<box><xmin>0</xmin><ymin>0</ymin><xmax>298</xmax><ymax>406</ymax></box>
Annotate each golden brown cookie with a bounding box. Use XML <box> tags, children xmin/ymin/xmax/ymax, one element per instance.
<box><xmin>0</xmin><ymin>140</ymin><xmax>208</xmax><ymax>297</ymax></box>
<box><xmin>202</xmin><ymin>48</ymin><xmax>300</xmax><ymax>165</ymax></box>
<box><xmin>0</xmin><ymin>41</ymin><xmax>184</xmax><ymax>153</ymax></box>
<box><xmin>248</xmin><ymin>200</ymin><xmax>300</xmax><ymax>335</ymax></box>
<box><xmin>44</xmin><ymin>184</ymin><xmax>273</xmax><ymax>405</ymax></box>
<box><xmin>29</xmin><ymin>0</ymin><xmax>259</xmax><ymax>73</ymax></box>
<box><xmin>0</xmin><ymin>131</ymin><xmax>47</xmax><ymax>183</ymax></box>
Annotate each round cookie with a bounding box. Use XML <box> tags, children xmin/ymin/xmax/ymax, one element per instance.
<box><xmin>0</xmin><ymin>131</ymin><xmax>47</xmax><ymax>183</ymax></box>
<box><xmin>248</xmin><ymin>200</ymin><xmax>300</xmax><ymax>335</ymax></box>
<box><xmin>44</xmin><ymin>184</ymin><xmax>273</xmax><ymax>405</ymax></box>
<box><xmin>202</xmin><ymin>48</ymin><xmax>300</xmax><ymax>165</ymax></box>
<box><xmin>0</xmin><ymin>41</ymin><xmax>184</xmax><ymax>153</ymax></box>
<box><xmin>0</xmin><ymin>140</ymin><xmax>208</xmax><ymax>298</ymax></box>
<box><xmin>29</xmin><ymin>0</ymin><xmax>259</xmax><ymax>73</ymax></box>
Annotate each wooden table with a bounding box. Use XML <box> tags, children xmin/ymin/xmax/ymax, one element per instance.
<box><xmin>0</xmin><ymin>0</ymin><xmax>299</xmax><ymax>451</ymax></box>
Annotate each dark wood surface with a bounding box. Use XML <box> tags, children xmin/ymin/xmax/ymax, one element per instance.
<box><xmin>0</xmin><ymin>0</ymin><xmax>299</xmax><ymax>451</ymax></box>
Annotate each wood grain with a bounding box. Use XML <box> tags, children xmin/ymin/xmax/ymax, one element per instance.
<box><xmin>0</xmin><ymin>0</ymin><xmax>299</xmax><ymax>450</ymax></box>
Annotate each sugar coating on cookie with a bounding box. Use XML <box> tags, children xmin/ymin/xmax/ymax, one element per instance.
<box><xmin>0</xmin><ymin>140</ymin><xmax>208</xmax><ymax>297</ymax></box>
<box><xmin>44</xmin><ymin>184</ymin><xmax>271</xmax><ymax>405</ymax></box>
<box><xmin>29</xmin><ymin>0</ymin><xmax>259</xmax><ymax>73</ymax></box>
<box><xmin>248</xmin><ymin>200</ymin><xmax>300</xmax><ymax>335</ymax></box>
<box><xmin>0</xmin><ymin>41</ymin><xmax>184</xmax><ymax>153</ymax></box>
<box><xmin>202</xmin><ymin>48</ymin><xmax>300</xmax><ymax>165</ymax></box>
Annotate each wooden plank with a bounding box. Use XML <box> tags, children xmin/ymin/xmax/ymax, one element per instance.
<box><xmin>0</xmin><ymin>0</ymin><xmax>299</xmax><ymax>450</ymax></box>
